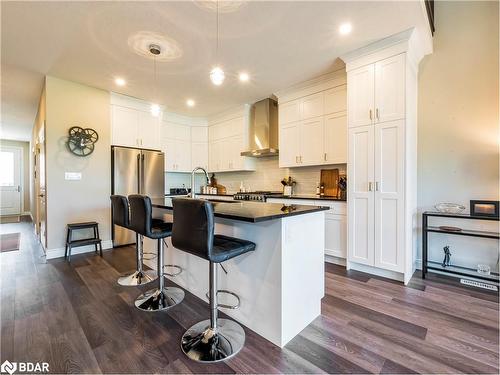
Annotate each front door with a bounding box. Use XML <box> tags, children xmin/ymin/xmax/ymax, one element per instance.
<box><xmin>0</xmin><ymin>145</ymin><xmax>22</xmax><ymax>216</ymax></box>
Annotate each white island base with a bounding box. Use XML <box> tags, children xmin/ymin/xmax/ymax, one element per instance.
<box><xmin>143</xmin><ymin>209</ymin><xmax>325</xmax><ymax>348</ymax></box>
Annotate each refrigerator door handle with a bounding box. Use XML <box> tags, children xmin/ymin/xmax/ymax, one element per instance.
<box><xmin>141</xmin><ymin>153</ymin><xmax>145</xmax><ymax>194</ymax></box>
<box><xmin>137</xmin><ymin>153</ymin><xmax>141</xmax><ymax>194</ymax></box>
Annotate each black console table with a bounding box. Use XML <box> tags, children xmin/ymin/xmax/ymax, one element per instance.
<box><xmin>422</xmin><ymin>211</ymin><xmax>499</xmax><ymax>283</ymax></box>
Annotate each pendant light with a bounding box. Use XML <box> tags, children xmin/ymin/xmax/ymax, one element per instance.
<box><xmin>210</xmin><ymin>0</ymin><xmax>225</xmax><ymax>86</ymax></box>
<box><xmin>150</xmin><ymin>44</ymin><xmax>161</xmax><ymax>116</ymax></box>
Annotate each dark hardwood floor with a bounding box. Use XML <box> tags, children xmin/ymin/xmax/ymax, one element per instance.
<box><xmin>1</xmin><ymin>221</ymin><xmax>498</xmax><ymax>374</ymax></box>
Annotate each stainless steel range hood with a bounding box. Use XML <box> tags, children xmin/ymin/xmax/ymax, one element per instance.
<box><xmin>241</xmin><ymin>98</ymin><xmax>279</xmax><ymax>157</ymax></box>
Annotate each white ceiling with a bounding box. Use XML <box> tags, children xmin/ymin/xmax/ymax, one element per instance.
<box><xmin>1</xmin><ymin>1</ymin><xmax>431</xmax><ymax>141</ymax></box>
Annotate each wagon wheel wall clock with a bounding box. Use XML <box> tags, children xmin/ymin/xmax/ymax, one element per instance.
<box><xmin>67</xmin><ymin>126</ymin><xmax>99</xmax><ymax>157</ymax></box>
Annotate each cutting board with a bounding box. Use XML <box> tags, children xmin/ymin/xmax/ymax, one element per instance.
<box><xmin>320</xmin><ymin>169</ymin><xmax>339</xmax><ymax>197</ymax></box>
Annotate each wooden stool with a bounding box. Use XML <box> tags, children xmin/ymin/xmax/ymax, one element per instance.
<box><xmin>65</xmin><ymin>221</ymin><xmax>102</xmax><ymax>262</ymax></box>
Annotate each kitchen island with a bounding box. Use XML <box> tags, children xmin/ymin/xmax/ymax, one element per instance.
<box><xmin>143</xmin><ymin>198</ymin><xmax>328</xmax><ymax>347</ymax></box>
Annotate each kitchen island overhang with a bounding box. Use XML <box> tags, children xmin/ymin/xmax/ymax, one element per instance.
<box><xmin>143</xmin><ymin>199</ymin><xmax>328</xmax><ymax>347</ymax></box>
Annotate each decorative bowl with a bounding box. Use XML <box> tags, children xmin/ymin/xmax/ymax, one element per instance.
<box><xmin>434</xmin><ymin>203</ymin><xmax>466</xmax><ymax>214</ymax></box>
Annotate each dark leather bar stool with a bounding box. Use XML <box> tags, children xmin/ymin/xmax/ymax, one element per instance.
<box><xmin>128</xmin><ymin>194</ymin><xmax>185</xmax><ymax>312</ymax></box>
<box><xmin>111</xmin><ymin>195</ymin><xmax>157</xmax><ymax>286</ymax></box>
<box><xmin>172</xmin><ymin>198</ymin><xmax>256</xmax><ymax>363</ymax></box>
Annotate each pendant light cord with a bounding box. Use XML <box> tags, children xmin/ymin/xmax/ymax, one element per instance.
<box><xmin>216</xmin><ymin>0</ymin><xmax>219</xmax><ymax>62</ymax></box>
<box><xmin>153</xmin><ymin>54</ymin><xmax>157</xmax><ymax>100</ymax></box>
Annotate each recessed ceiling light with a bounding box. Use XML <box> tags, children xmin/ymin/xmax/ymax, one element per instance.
<box><xmin>339</xmin><ymin>22</ymin><xmax>352</xmax><ymax>35</ymax></box>
<box><xmin>115</xmin><ymin>77</ymin><xmax>126</xmax><ymax>86</ymax></box>
<box><xmin>186</xmin><ymin>99</ymin><xmax>196</xmax><ymax>107</ymax></box>
<box><xmin>239</xmin><ymin>72</ymin><xmax>250</xmax><ymax>82</ymax></box>
<box><xmin>150</xmin><ymin>104</ymin><xmax>160</xmax><ymax>117</ymax></box>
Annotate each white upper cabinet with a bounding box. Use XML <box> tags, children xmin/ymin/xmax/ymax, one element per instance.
<box><xmin>374</xmin><ymin>54</ymin><xmax>405</xmax><ymax>123</ymax></box>
<box><xmin>301</xmin><ymin>92</ymin><xmax>324</xmax><ymax>119</ymax></box>
<box><xmin>138</xmin><ymin>112</ymin><xmax>161</xmax><ymax>150</ymax></box>
<box><xmin>299</xmin><ymin>117</ymin><xmax>324</xmax><ymax>166</ymax></box>
<box><xmin>191</xmin><ymin>127</ymin><xmax>209</xmax><ymax>171</ymax></box>
<box><xmin>279</xmin><ymin>101</ymin><xmax>301</xmax><ymax>125</ymax></box>
<box><xmin>324</xmin><ymin>113</ymin><xmax>347</xmax><ymax>164</ymax></box>
<box><xmin>324</xmin><ymin>85</ymin><xmax>347</xmax><ymax>115</ymax></box>
<box><xmin>279</xmin><ymin>123</ymin><xmax>300</xmax><ymax>167</ymax></box>
<box><xmin>278</xmin><ymin>78</ymin><xmax>347</xmax><ymax>168</ymax></box>
<box><xmin>111</xmin><ymin>105</ymin><xmax>160</xmax><ymax>149</ymax></box>
<box><xmin>348</xmin><ymin>53</ymin><xmax>405</xmax><ymax>128</ymax></box>
<box><xmin>347</xmin><ymin>64</ymin><xmax>375</xmax><ymax>128</ymax></box>
<box><xmin>207</xmin><ymin>113</ymin><xmax>255</xmax><ymax>172</ymax></box>
<box><xmin>111</xmin><ymin>106</ymin><xmax>139</xmax><ymax>147</ymax></box>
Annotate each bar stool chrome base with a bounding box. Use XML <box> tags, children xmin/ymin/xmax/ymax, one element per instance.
<box><xmin>181</xmin><ymin>319</ymin><xmax>245</xmax><ymax>363</ymax></box>
<box><xmin>117</xmin><ymin>270</ymin><xmax>157</xmax><ymax>286</ymax></box>
<box><xmin>134</xmin><ymin>285</ymin><xmax>185</xmax><ymax>312</ymax></box>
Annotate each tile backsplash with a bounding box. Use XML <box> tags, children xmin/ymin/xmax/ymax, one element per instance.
<box><xmin>166</xmin><ymin>157</ymin><xmax>346</xmax><ymax>195</ymax></box>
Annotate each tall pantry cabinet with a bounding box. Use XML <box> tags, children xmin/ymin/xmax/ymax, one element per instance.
<box><xmin>343</xmin><ymin>29</ymin><xmax>425</xmax><ymax>284</ymax></box>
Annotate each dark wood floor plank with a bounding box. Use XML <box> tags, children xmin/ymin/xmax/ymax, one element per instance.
<box><xmin>350</xmin><ymin>317</ymin><xmax>499</xmax><ymax>374</ymax></box>
<box><xmin>299</xmin><ymin>318</ymin><xmax>386</xmax><ymax>373</ymax></box>
<box><xmin>380</xmin><ymin>359</ymin><xmax>418</xmax><ymax>374</ymax></box>
<box><xmin>287</xmin><ymin>334</ymin><xmax>369</xmax><ymax>374</ymax></box>
<box><xmin>325</xmin><ymin>294</ymin><xmax>428</xmax><ymax>339</ymax></box>
<box><xmin>1</xmin><ymin>221</ymin><xmax>499</xmax><ymax>374</ymax></box>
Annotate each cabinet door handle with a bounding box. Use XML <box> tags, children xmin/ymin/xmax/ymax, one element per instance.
<box><xmin>376</xmin><ymin>108</ymin><xmax>379</xmax><ymax>120</ymax></box>
<box><xmin>368</xmin><ymin>182</ymin><xmax>373</xmax><ymax>191</ymax></box>
<box><xmin>324</xmin><ymin>153</ymin><xmax>327</xmax><ymax>161</ymax></box>
<box><xmin>369</xmin><ymin>109</ymin><xmax>373</xmax><ymax>121</ymax></box>
<box><xmin>295</xmin><ymin>156</ymin><xmax>299</xmax><ymax>164</ymax></box>
<box><xmin>376</xmin><ymin>181</ymin><xmax>379</xmax><ymax>191</ymax></box>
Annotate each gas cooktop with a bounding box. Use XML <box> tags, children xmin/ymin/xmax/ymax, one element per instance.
<box><xmin>234</xmin><ymin>191</ymin><xmax>283</xmax><ymax>202</ymax></box>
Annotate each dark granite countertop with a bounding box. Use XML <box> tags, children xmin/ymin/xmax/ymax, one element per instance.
<box><xmin>267</xmin><ymin>194</ymin><xmax>346</xmax><ymax>202</ymax></box>
<box><xmin>151</xmin><ymin>198</ymin><xmax>329</xmax><ymax>223</ymax></box>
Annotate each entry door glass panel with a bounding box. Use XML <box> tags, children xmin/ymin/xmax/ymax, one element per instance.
<box><xmin>0</xmin><ymin>147</ymin><xmax>21</xmax><ymax>215</ymax></box>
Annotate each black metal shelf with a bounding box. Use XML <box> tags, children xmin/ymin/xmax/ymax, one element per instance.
<box><xmin>427</xmin><ymin>261</ymin><xmax>499</xmax><ymax>283</ymax></box>
<box><xmin>426</xmin><ymin>226</ymin><xmax>499</xmax><ymax>239</ymax></box>
<box><xmin>422</xmin><ymin>211</ymin><xmax>499</xmax><ymax>284</ymax></box>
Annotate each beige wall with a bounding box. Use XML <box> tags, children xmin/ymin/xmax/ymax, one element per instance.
<box><xmin>417</xmin><ymin>1</ymin><xmax>499</xmax><ymax>259</ymax></box>
<box><xmin>0</xmin><ymin>139</ymin><xmax>30</xmax><ymax>212</ymax></box>
<box><xmin>44</xmin><ymin>76</ymin><xmax>111</xmax><ymax>250</ymax></box>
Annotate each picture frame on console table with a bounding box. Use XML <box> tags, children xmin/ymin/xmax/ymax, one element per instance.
<box><xmin>470</xmin><ymin>200</ymin><xmax>499</xmax><ymax>218</ymax></box>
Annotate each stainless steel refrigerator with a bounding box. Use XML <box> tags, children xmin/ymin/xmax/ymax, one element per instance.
<box><xmin>111</xmin><ymin>146</ymin><xmax>165</xmax><ymax>247</ymax></box>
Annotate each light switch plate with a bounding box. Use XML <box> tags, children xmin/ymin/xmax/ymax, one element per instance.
<box><xmin>65</xmin><ymin>172</ymin><xmax>82</xmax><ymax>180</ymax></box>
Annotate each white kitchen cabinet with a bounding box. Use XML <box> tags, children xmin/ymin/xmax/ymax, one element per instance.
<box><xmin>344</xmin><ymin>29</ymin><xmax>422</xmax><ymax>283</ymax></box>
<box><xmin>325</xmin><ymin>213</ymin><xmax>347</xmax><ymax>258</ymax></box>
<box><xmin>374</xmin><ymin>120</ymin><xmax>404</xmax><ymax>272</ymax></box>
<box><xmin>266</xmin><ymin>197</ymin><xmax>347</xmax><ymax>260</ymax></box>
<box><xmin>191</xmin><ymin>127</ymin><xmax>209</xmax><ymax>143</ymax></box>
<box><xmin>347</xmin><ymin>64</ymin><xmax>375</xmax><ymax>128</ymax></box>
<box><xmin>111</xmin><ymin>105</ymin><xmax>160</xmax><ymax>149</ymax></box>
<box><xmin>301</xmin><ymin>92</ymin><xmax>324</xmax><ymax>120</ymax></box>
<box><xmin>348</xmin><ymin>125</ymin><xmax>375</xmax><ymax>266</ymax></box>
<box><xmin>138</xmin><ymin>112</ymin><xmax>161</xmax><ymax>150</ymax></box>
<box><xmin>208</xmin><ymin>114</ymin><xmax>255</xmax><ymax>172</ymax></box>
<box><xmin>192</xmin><ymin>142</ymin><xmax>209</xmax><ymax>171</ymax></box>
<box><xmin>324</xmin><ymin>85</ymin><xmax>347</xmax><ymax>115</ymax></box>
<box><xmin>279</xmin><ymin>122</ymin><xmax>300</xmax><ymax>167</ymax></box>
<box><xmin>375</xmin><ymin>54</ymin><xmax>406</xmax><ymax>124</ymax></box>
<box><xmin>279</xmin><ymin>81</ymin><xmax>347</xmax><ymax>168</ymax></box>
<box><xmin>162</xmin><ymin>138</ymin><xmax>191</xmax><ymax>172</ymax></box>
<box><xmin>299</xmin><ymin>118</ymin><xmax>324</xmax><ymax>166</ymax></box>
<box><xmin>348</xmin><ymin>53</ymin><xmax>405</xmax><ymax>128</ymax></box>
<box><xmin>324</xmin><ymin>114</ymin><xmax>347</xmax><ymax>164</ymax></box>
<box><xmin>279</xmin><ymin>101</ymin><xmax>301</xmax><ymax>125</ymax></box>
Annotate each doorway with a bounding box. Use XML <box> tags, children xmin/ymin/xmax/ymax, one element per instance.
<box><xmin>34</xmin><ymin>122</ymin><xmax>47</xmax><ymax>250</ymax></box>
<box><xmin>0</xmin><ymin>145</ymin><xmax>23</xmax><ymax>218</ymax></box>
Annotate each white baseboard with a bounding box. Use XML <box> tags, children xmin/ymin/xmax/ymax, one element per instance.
<box><xmin>348</xmin><ymin>262</ymin><xmax>404</xmax><ymax>283</ymax></box>
<box><xmin>45</xmin><ymin>240</ymin><xmax>113</xmax><ymax>259</ymax></box>
<box><xmin>325</xmin><ymin>255</ymin><xmax>346</xmax><ymax>266</ymax></box>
